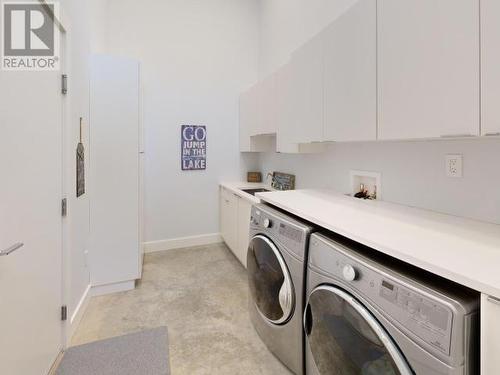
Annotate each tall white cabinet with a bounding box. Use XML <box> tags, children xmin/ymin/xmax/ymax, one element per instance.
<box><xmin>89</xmin><ymin>55</ymin><xmax>143</xmax><ymax>290</ymax></box>
<box><xmin>481</xmin><ymin>294</ymin><xmax>500</xmax><ymax>374</ymax></box>
<box><xmin>481</xmin><ymin>0</ymin><xmax>500</xmax><ymax>136</ymax></box>
<box><xmin>377</xmin><ymin>0</ymin><xmax>480</xmax><ymax>140</ymax></box>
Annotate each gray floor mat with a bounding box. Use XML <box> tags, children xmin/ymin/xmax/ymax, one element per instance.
<box><xmin>56</xmin><ymin>327</ymin><xmax>170</xmax><ymax>375</ymax></box>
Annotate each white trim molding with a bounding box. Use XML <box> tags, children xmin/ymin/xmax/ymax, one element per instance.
<box><xmin>143</xmin><ymin>233</ymin><xmax>222</xmax><ymax>254</ymax></box>
<box><xmin>67</xmin><ymin>284</ymin><xmax>91</xmax><ymax>342</ymax></box>
<box><xmin>91</xmin><ymin>280</ymin><xmax>136</xmax><ymax>297</ymax></box>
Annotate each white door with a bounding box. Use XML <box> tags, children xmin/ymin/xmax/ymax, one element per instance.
<box><xmin>0</xmin><ymin>59</ymin><xmax>64</xmax><ymax>375</ymax></box>
<box><xmin>378</xmin><ymin>0</ymin><xmax>480</xmax><ymax>140</ymax></box>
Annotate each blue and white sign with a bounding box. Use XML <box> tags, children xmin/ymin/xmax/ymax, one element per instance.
<box><xmin>181</xmin><ymin>125</ymin><xmax>206</xmax><ymax>170</ymax></box>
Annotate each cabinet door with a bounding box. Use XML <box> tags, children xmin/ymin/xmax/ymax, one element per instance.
<box><xmin>481</xmin><ymin>294</ymin><xmax>500</xmax><ymax>375</ymax></box>
<box><xmin>239</xmin><ymin>85</ymin><xmax>260</xmax><ymax>151</ymax></box>
<box><xmin>275</xmin><ymin>63</ymin><xmax>297</xmax><ymax>153</ymax></box>
<box><xmin>290</xmin><ymin>35</ymin><xmax>324</xmax><ymax>143</ymax></box>
<box><xmin>378</xmin><ymin>0</ymin><xmax>480</xmax><ymax>140</ymax></box>
<box><xmin>323</xmin><ymin>0</ymin><xmax>376</xmax><ymax>142</ymax></box>
<box><xmin>239</xmin><ymin>89</ymin><xmax>252</xmax><ymax>152</ymax></box>
<box><xmin>236</xmin><ymin>198</ymin><xmax>252</xmax><ymax>268</ymax></box>
<box><xmin>258</xmin><ymin>74</ymin><xmax>277</xmax><ymax>136</ymax></box>
<box><xmin>220</xmin><ymin>188</ymin><xmax>238</xmax><ymax>251</ymax></box>
<box><xmin>481</xmin><ymin>0</ymin><xmax>500</xmax><ymax>136</ymax></box>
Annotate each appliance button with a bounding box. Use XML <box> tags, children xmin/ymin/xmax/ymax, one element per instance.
<box><xmin>342</xmin><ymin>264</ymin><xmax>358</xmax><ymax>282</ymax></box>
<box><xmin>263</xmin><ymin>218</ymin><xmax>272</xmax><ymax>228</ymax></box>
<box><xmin>408</xmin><ymin>301</ymin><xmax>417</xmax><ymax>314</ymax></box>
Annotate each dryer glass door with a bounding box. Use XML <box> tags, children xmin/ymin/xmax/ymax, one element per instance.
<box><xmin>304</xmin><ymin>286</ymin><xmax>413</xmax><ymax>375</ymax></box>
<box><xmin>247</xmin><ymin>235</ymin><xmax>294</xmax><ymax>325</ymax></box>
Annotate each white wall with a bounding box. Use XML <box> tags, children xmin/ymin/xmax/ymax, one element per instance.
<box><xmin>104</xmin><ymin>0</ymin><xmax>260</xmax><ymax>243</ymax></box>
<box><xmin>60</xmin><ymin>0</ymin><xmax>90</xmax><ymax>330</ymax></box>
<box><xmin>259</xmin><ymin>139</ymin><xmax>500</xmax><ymax>224</ymax></box>
<box><xmin>88</xmin><ymin>0</ymin><xmax>109</xmax><ymax>53</ymax></box>
<box><xmin>60</xmin><ymin>0</ymin><xmax>108</xmax><ymax>336</ymax></box>
<box><xmin>258</xmin><ymin>0</ymin><xmax>500</xmax><ymax>225</ymax></box>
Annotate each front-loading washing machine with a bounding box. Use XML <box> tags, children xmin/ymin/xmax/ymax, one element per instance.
<box><xmin>247</xmin><ymin>204</ymin><xmax>314</xmax><ymax>375</ymax></box>
<box><xmin>304</xmin><ymin>232</ymin><xmax>479</xmax><ymax>375</ymax></box>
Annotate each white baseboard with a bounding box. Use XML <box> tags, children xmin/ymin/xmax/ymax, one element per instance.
<box><xmin>91</xmin><ymin>280</ymin><xmax>136</xmax><ymax>297</ymax></box>
<box><xmin>68</xmin><ymin>284</ymin><xmax>91</xmax><ymax>342</ymax></box>
<box><xmin>143</xmin><ymin>233</ymin><xmax>222</xmax><ymax>253</ymax></box>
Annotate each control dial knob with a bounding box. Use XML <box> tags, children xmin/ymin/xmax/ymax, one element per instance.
<box><xmin>342</xmin><ymin>264</ymin><xmax>358</xmax><ymax>282</ymax></box>
<box><xmin>263</xmin><ymin>218</ymin><xmax>272</xmax><ymax>228</ymax></box>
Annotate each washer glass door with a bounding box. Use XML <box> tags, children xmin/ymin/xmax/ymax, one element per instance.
<box><xmin>247</xmin><ymin>235</ymin><xmax>294</xmax><ymax>324</ymax></box>
<box><xmin>304</xmin><ymin>286</ymin><xmax>413</xmax><ymax>375</ymax></box>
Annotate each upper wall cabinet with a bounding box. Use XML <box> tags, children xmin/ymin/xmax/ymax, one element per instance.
<box><xmin>289</xmin><ymin>35</ymin><xmax>324</xmax><ymax>143</ymax></box>
<box><xmin>481</xmin><ymin>0</ymin><xmax>500</xmax><ymax>136</ymax></box>
<box><xmin>275</xmin><ymin>63</ymin><xmax>296</xmax><ymax>152</ymax></box>
<box><xmin>323</xmin><ymin>0</ymin><xmax>377</xmax><ymax>142</ymax></box>
<box><xmin>239</xmin><ymin>85</ymin><xmax>259</xmax><ymax>151</ymax></box>
<box><xmin>275</xmin><ymin>63</ymin><xmax>327</xmax><ymax>153</ymax></box>
<box><xmin>377</xmin><ymin>0</ymin><xmax>480</xmax><ymax>140</ymax></box>
<box><xmin>240</xmin><ymin>84</ymin><xmax>274</xmax><ymax>152</ymax></box>
<box><xmin>257</xmin><ymin>73</ymin><xmax>277</xmax><ymax>136</ymax></box>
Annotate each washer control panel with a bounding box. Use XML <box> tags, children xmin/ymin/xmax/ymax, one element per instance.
<box><xmin>308</xmin><ymin>234</ymin><xmax>455</xmax><ymax>356</ymax></box>
<box><xmin>378</xmin><ymin>279</ymin><xmax>453</xmax><ymax>355</ymax></box>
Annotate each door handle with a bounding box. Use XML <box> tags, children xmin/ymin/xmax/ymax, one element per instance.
<box><xmin>303</xmin><ymin>304</ymin><xmax>313</xmax><ymax>336</ymax></box>
<box><xmin>487</xmin><ymin>295</ymin><xmax>500</xmax><ymax>306</ymax></box>
<box><xmin>440</xmin><ymin>134</ymin><xmax>474</xmax><ymax>138</ymax></box>
<box><xmin>0</xmin><ymin>243</ymin><xmax>24</xmax><ymax>257</ymax></box>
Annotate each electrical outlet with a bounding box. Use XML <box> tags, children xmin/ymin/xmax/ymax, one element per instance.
<box><xmin>445</xmin><ymin>154</ymin><xmax>463</xmax><ymax>178</ymax></box>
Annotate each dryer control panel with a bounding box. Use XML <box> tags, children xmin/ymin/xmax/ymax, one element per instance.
<box><xmin>250</xmin><ymin>205</ymin><xmax>312</xmax><ymax>260</ymax></box>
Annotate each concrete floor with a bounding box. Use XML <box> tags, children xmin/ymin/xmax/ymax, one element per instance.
<box><xmin>72</xmin><ymin>243</ymin><xmax>291</xmax><ymax>375</ymax></box>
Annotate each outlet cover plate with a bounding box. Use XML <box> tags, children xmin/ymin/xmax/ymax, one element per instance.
<box><xmin>445</xmin><ymin>154</ymin><xmax>463</xmax><ymax>178</ymax></box>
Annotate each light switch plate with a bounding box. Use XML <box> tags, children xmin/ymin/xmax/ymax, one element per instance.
<box><xmin>445</xmin><ymin>154</ymin><xmax>463</xmax><ymax>178</ymax></box>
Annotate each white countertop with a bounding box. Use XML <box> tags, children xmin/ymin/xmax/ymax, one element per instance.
<box><xmin>256</xmin><ymin>189</ymin><xmax>500</xmax><ymax>298</ymax></box>
<box><xmin>220</xmin><ymin>181</ymin><xmax>274</xmax><ymax>204</ymax></box>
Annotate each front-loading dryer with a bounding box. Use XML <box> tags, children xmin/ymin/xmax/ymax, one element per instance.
<box><xmin>304</xmin><ymin>232</ymin><xmax>479</xmax><ymax>375</ymax></box>
<box><xmin>247</xmin><ymin>204</ymin><xmax>314</xmax><ymax>375</ymax></box>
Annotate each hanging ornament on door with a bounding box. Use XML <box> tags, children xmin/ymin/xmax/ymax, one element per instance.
<box><xmin>76</xmin><ymin>117</ymin><xmax>85</xmax><ymax>197</ymax></box>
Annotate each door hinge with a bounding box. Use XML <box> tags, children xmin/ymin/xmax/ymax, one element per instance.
<box><xmin>61</xmin><ymin>198</ymin><xmax>67</xmax><ymax>217</ymax></box>
<box><xmin>61</xmin><ymin>74</ymin><xmax>68</xmax><ymax>95</ymax></box>
<box><xmin>61</xmin><ymin>305</ymin><xmax>67</xmax><ymax>321</ymax></box>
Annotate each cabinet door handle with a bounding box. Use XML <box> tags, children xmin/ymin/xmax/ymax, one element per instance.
<box><xmin>487</xmin><ymin>296</ymin><xmax>500</xmax><ymax>306</ymax></box>
<box><xmin>0</xmin><ymin>243</ymin><xmax>24</xmax><ymax>257</ymax></box>
<box><xmin>484</xmin><ymin>132</ymin><xmax>500</xmax><ymax>137</ymax></box>
<box><xmin>440</xmin><ymin>134</ymin><xmax>474</xmax><ymax>138</ymax></box>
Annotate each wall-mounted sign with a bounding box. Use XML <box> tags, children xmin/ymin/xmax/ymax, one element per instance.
<box><xmin>181</xmin><ymin>125</ymin><xmax>206</xmax><ymax>170</ymax></box>
<box><xmin>76</xmin><ymin>118</ymin><xmax>85</xmax><ymax>197</ymax></box>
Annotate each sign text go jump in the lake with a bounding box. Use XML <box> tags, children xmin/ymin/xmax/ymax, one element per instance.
<box><xmin>181</xmin><ymin>125</ymin><xmax>206</xmax><ymax>170</ymax></box>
